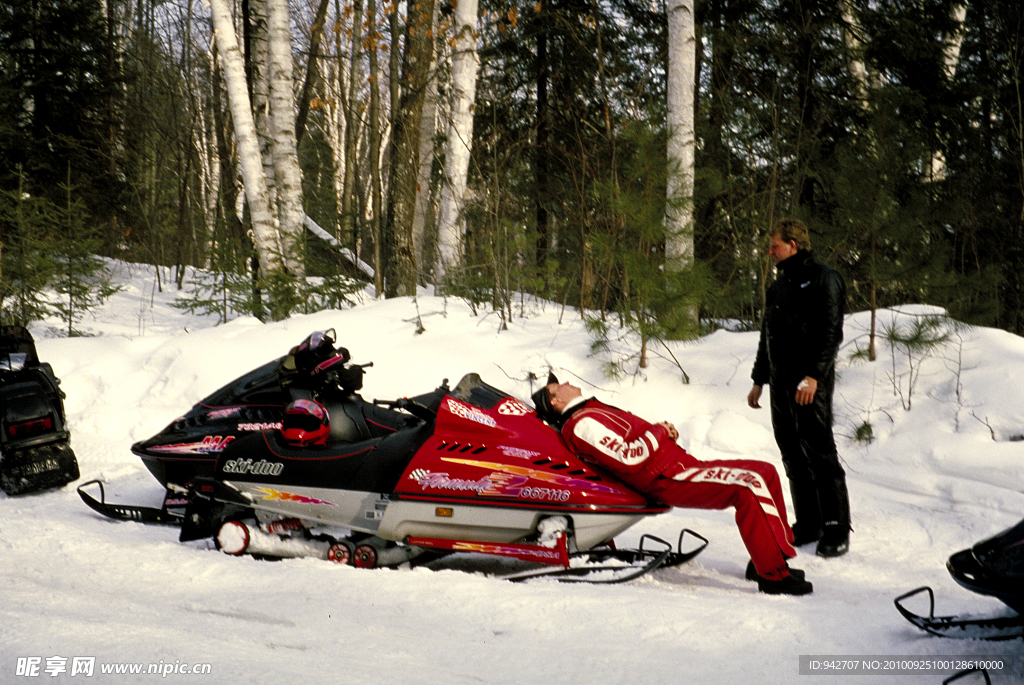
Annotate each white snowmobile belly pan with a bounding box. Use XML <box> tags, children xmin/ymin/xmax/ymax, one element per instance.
<box><xmin>227</xmin><ymin>481</ymin><xmax>387</xmax><ymax>535</ymax></box>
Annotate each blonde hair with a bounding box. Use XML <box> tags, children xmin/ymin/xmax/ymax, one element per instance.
<box><xmin>771</xmin><ymin>219</ymin><xmax>812</xmax><ymax>251</ymax></box>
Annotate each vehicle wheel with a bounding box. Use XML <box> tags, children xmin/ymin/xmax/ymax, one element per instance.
<box><xmin>352</xmin><ymin>544</ymin><xmax>378</xmax><ymax>568</ymax></box>
<box><xmin>328</xmin><ymin>541</ymin><xmax>354</xmax><ymax>565</ymax></box>
<box><xmin>216</xmin><ymin>520</ymin><xmax>251</xmax><ymax>555</ymax></box>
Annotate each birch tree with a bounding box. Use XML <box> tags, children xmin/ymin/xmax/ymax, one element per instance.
<box><xmin>268</xmin><ymin>0</ymin><xmax>306</xmax><ymax>278</ymax></box>
<box><xmin>435</xmin><ymin>0</ymin><xmax>480</xmax><ymax>285</ymax></box>
<box><xmin>208</xmin><ymin>0</ymin><xmax>283</xmax><ymax>283</ymax></box>
<box><xmin>664</xmin><ymin>0</ymin><xmax>695</xmax><ymax>269</ymax></box>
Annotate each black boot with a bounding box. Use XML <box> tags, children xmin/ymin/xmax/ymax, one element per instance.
<box><xmin>816</xmin><ymin>525</ymin><xmax>849</xmax><ymax>558</ymax></box>
<box><xmin>815</xmin><ymin>476</ymin><xmax>851</xmax><ymax>558</ymax></box>
<box><xmin>746</xmin><ymin>561</ymin><xmax>805</xmax><ymax>582</ymax></box>
<box><xmin>791</xmin><ymin>521</ymin><xmax>822</xmax><ymax>546</ymax></box>
<box><xmin>756</xmin><ymin>570</ymin><xmax>813</xmax><ymax>596</ymax></box>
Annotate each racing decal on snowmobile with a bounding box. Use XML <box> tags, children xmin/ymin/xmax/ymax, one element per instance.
<box><xmin>206</xmin><ymin>407</ymin><xmax>241</xmax><ymax>419</ymax></box>
<box><xmin>451</xmin><ymin>541</ymin><xmax>565</xmax><ymax>563</ymax></box>
<box><xmin>408</xmin><ymin>468</ymin><xmax>529</xmax><ymax>497</ymax></box>
<box><xmin>445</xmin><ymin>398</ymin><xmax>497</xmax><ymax>427</ymax></box>
<box><xmin>497</xmin><ymin>398</ymin><xmax>531</xmax><ymax>416</ymax></box>
<box><xmin>441</xmin><ymin>457</ymin><xmax>627</xmax><ymax>495</ymax></box>
<box><xmin>222</xmin><ymin>458</ymin><xmax>284</xmax><ymax>476</ymax></box>
<box><xmin>254</xmin><ymin>487</ymin><xmax>336</xmax><ymax>506</ymax></box>
<box><xmin>236</xmin><ymin>422</ymin><xmax>282</xmax><ymax>431</ymax></box>
<box><xmin>148</xmin><ymin>435</ymin><xmax>236</xmax><ymax>455</ymax></box>
<box><xmin>497</xmin><ymin>445</ymin><xmax>541</xmax><ymax>460</ymax></box>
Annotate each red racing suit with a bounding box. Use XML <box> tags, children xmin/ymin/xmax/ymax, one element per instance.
<box><xmin>559</xmin><ymin>399</ymin><xmax>797</xmax><ymax>578</ymax></box>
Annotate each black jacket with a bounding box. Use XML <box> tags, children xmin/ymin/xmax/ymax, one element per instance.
<box><xmin>752</xmin><ymin>250</ymin><xmax>845</xmax><ymax>386</ymax></box>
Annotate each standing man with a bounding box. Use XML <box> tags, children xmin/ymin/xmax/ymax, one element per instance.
<box><xmin>747</xmin><ymin>218</ymin><xmax>850</xmax><ymax>558</ymax></box>
<box><xmin>533</xmin><ymin>375</ymin><xmax>812</xmax><ymax>596</ymax></box>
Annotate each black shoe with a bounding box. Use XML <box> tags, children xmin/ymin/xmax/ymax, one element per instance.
<box><xmin>757</xmin><ymin>573</ymin><xmax>813</xmax><ymax>596</ymax></box>
<box><xmin>745</xmin><ymin>561</ymin><xmax>805</xmax><ymax>582</ymax></box>
<box><xmin>816</xmin><ymin>526</ymin><xmax>849</xmax><ymax>558</ymax></box>
<box><xmin>791</xmin><ymin>521</ymin><xmax>822</xmax><ymax>546</ymax></box>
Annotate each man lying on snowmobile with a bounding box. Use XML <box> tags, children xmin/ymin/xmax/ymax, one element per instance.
<box><xmin>532</xmin><ymin>373</ymin><xmax>812</xmax><ymax>596</ymax></box>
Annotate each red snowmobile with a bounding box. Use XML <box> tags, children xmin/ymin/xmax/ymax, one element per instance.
<box><xmin>80</xmin><ymin>330</ymin><xmax>706</xmax><ymax>581</ymax></box>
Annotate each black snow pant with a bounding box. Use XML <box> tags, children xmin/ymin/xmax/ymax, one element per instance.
<box><xmin>768</xmin><ymin>370</ymin><xmax>850</xmax><ymax>536</ymax></box>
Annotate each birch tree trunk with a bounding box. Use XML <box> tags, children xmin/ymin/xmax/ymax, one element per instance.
<box><xmin>435</xmin><ymin>0</ymin><xmax>480</xmax><ymax>286</ymax></box>
<box><xmin>248</xmin><ymin>0</ymin><xmax>278</xmax><ymax>215</ymax></box>
<box><xmin>208</xmin><ymin>0</ymin><xmax>282</xmax><ymax>279</ymax></box>
<box><xmin>368</xmin><ymin>0</ymin><xmax>385</xmax><ymax>296</ymax></box>
<box><xmin>664</xmin><ymin>0</ymin><xmax>695</xmax><ymax>268</ymax></box>
<box><xmin>338</xmin><ymin>0</ymin><xmax>364</xmax><ymax>250</ymax></box>
<box><xmin>268</xmin><ymin>0</ymin><xmax>305</xmax><ymax>277</ymax></box>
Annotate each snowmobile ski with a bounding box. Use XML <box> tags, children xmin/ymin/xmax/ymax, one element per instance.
<box><xmin>78</xmin><ymin>479</ymin><xmax>186</xmax><ymax>525</ymax></box>
<box><xmin>943</xmin><ymin>668</ymin><xmax>991</xmax><ymax>685</ymax></box>
<box><xmin>894</xmin><ymin>587</ymin><xmax>1024</xmax><ymax>641</ymax></box>
<box><xmin>503</xmin><ymin>530</ymin><xmax>709</xmax><ymax>584</ymax></box>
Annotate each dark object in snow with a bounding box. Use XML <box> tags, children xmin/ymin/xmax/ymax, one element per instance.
<box><xmin>127</xmin><ymin>328</ymin><xmax>409</xmax><ymax>490</ymax></box>
<box><xmin>894</xmin><ymin>517</ymin><xmax>1024</xmax><ymax>640</ymax></box>
<box><xmin>0</xmin><ymin>326</ymin><xmax>80</xmax><ymax>495</ymax></box>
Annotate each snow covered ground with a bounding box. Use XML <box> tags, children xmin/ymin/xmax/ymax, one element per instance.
<box><xmin>2</xmin><ymin>260</ymin><xmax>1023</xmax><ymax>684</ymax></box>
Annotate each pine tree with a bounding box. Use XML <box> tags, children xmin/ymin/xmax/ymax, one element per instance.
<box><xmin>0</xmin><ymin>172</ymin><xmax>58</xmax><ymax>326</ymax></box>
<box><xmin>50</xmin><ymin>175</ymin><xmax>119</xmax><ymax>336</ymax></box>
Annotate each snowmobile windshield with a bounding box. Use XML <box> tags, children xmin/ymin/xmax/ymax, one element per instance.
<box><xmin>450</xmin><ymin>373</ymin><xmax>510</xmax><ymax>410</ymax></box>
<box><xmin>0</xmin><ymin>353</ymin><xmax>27</xmax><ymax>372</ymax></box>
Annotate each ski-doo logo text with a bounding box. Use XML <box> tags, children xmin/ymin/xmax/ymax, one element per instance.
<box><xmin>223</xmin><ymin>458</ymin><xmax>284</xmax><ymax>476</ymax></box>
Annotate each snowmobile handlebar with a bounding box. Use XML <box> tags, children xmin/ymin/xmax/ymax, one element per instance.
<box><xmin>372</xmin><ymin>380</ymin><xmax>449</xmax><ymax>422</ymax></box>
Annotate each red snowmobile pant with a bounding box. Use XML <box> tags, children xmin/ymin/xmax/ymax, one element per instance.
<box><xmin>642</xmin><ymin>444</ymin><xmax>797</xmax><ymax>579</ymax></box>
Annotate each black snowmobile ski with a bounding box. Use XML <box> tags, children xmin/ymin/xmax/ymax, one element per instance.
<box><xmin>78</xmin><ymin>479</ymin><xmax>186</xmax><ymax>525</ymax></box>
<box><xmin>944</xmin><ymin>668</ymin><xmax>992</xmax><ymax>685</ymax></box>
<box><xmin>894</xmin><ymin>587</ymin><xmax>1024</xmax><ymax>641</ymax></box>
<box><xmin>505</xmin><ymin>530</ymin><xmax>709</xmax><ymax>584</ymax></box>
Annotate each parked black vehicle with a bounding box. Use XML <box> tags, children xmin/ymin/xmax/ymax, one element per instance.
<box><xmin>0</xmin><ymin>326</ymin><xmax>80</xmax><ymax>495</ymax></box>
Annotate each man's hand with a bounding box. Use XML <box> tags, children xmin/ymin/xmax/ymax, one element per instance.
<box><xmin>747</xmin><ymin>385</ymin><xmax>763</xmax><ymax>409</ymax></box>
<box><xmin>795</xmin><ymin>376</ymin><xmax>817</xmax><ymax>405</ymax></box>
<box><xmin>659</xmin><ymin>421</ymin><xmax>679</xmax><ymax>441</ymax></box>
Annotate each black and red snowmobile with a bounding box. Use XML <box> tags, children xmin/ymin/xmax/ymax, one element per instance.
<box><xmin>80</xmin><ymin>330</ymin><xmax>706</xmax><ymax>581</ymax></box>
<box><xmin>79</xmin><ymin>329</ymin><xmax>418</xmax><ymax>522</ymax></box>
<box><xmin>0</xmin><ymin>325</ymin><xmax>80</xmax><ymax>495</ymax></box>
<box><xmin>895</xmin><ymin>517</ymin><xmax>1024</xmax><ymax>640</ymax></box>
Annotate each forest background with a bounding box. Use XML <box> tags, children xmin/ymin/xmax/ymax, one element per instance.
<box><xmin>1</xmin><ymin>0</ymin><xmax>1022</xmax><ymax>358</ymax></box>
